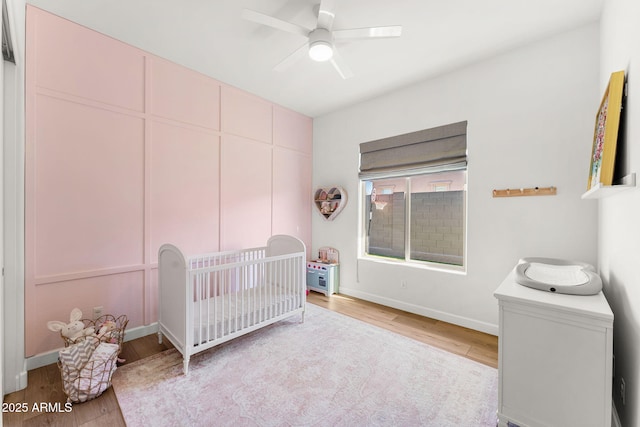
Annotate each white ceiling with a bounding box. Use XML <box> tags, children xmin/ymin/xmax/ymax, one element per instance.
<box><xmin>27</xmin><ymin>0</ymin><xmax>604</xmax><ymax>117</ymax></box>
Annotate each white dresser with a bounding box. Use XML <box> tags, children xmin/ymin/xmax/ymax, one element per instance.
<box><xmin>494</xmin><ymin>269</ymin><xmax>613</xmax><ymax>427</ymax></box>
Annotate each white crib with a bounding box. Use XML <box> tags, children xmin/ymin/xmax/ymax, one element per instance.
<box><xmin>157</xmin><ymin>235</ymin><xmax>306</xmax><ymax>374</ymax></box>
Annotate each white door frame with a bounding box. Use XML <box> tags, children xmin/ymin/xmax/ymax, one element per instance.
<box><xmin>1</xmin><ymin>4</ymin><xmax>5</xmax><ymax>404</ymax></box>
<box><xmin>3</xmin><ymin>0</ymin><xmax>26</xmax><ymax>396</ymax></box>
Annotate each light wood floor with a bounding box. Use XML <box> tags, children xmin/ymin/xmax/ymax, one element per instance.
<box><xmin>3</xmin><ymin>292</ymin><xmax>498</xmax><ymax>426</ymax></box>
<box><xmin>308</xmin><ymin>292</ymin><xmax>498</xmax><ymax>368</ymax></box>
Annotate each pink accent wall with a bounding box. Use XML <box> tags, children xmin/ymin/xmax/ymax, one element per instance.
<box><xmin>25</xmin><ymin>6</ymin><xmax>312</xmax><ymax>356</ymax></box>
<box><xmin>220</xmin><ymin>135</ymin><xmax>273</xmax><ymax>250</ymax></box>
<box><xmin>149</xmin><ymin>121</ymin><xmax>221</xmax><ymax>261</ymax></box>
<box><xmin>32</xmin><ymin>96</ymin><xmax>145</xmax><ymax>277</ymax></box>
<box><xmin>273</xmin><ymin>105</ymin><xmax>313</xmax><ymax>246</ymax></box>
<box><xmin>274</xmin><ymin>105</ymin><xmax>313</xmax><ymax>153</ymax></box>
<box><xmin>30</xmin><ymin>7</ymin><xmax>144</xmax><ymax>112</ymax></box>
<box><xmin>221</xmin><ymin>86</ymin><xmax>273</xmax><ymax>143</ymax></box>
<box><xmin>150</xmin><ymin>56</ymin><xmax>220</xmax><ymax>130</ymax></box>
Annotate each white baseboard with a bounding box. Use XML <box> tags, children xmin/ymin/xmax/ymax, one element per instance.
<box><xmin>25</xmin><ymin>323</ymin><xmax>159</xmax><ymax>372</ymax></box>
<box><xmin>16</xmin><ymin>369</ymin><xmax>27</xmax><ymax>393</ymax></box>
<box><xmin>338</xmin><ymin>287</ymin><xmax>499</xmax><ymax>336</ymax></box>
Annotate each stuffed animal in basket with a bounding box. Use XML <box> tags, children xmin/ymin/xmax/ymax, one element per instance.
<box><xmin>47</xmin><ymin>308</ymin><xmax>95</xmax><ymax>341</ymax></box>
<box><xmin>96</xmin><ymin>319</ymin><xmax>127</xmax><ymax>362</ymax></box>
<box><xmin>96</xmin><ymin>320</ymin><xmax>118</xmax><ymax>342</ymax></box>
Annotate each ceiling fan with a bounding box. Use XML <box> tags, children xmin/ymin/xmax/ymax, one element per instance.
<box><xmin>242</xmin><ymin>0</ymin><xmax>402</xmax><ymax>79</ymax></box>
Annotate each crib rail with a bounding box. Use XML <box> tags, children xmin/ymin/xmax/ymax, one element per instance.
<box><xmin>188</xmin><ymin>251</ymin><xmax>305</xmax><ymax>348</ymax></box>
<box><xmin>188</xmin><ymin>245</ymin><xmax>266</xmax><ymax>271</ymax></box>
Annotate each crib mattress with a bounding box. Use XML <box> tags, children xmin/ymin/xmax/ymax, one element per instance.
<box><xmin>192</xmin><ymin>285</ymin><xmax>302</xmax><ymax>345</ymax></box>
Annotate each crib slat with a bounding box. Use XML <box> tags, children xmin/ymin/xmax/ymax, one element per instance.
<box><xmin>269</xmin><ymin>258</ymin><xmax>274</xmax><ymax>319</ymax></box>
<box><xmin>227</xmin><ymin>268</ymin><xmax>231</xmax><ymax>335</ymax></box>
<box><xmin>205</xmin><ymin>270</ymin><xmax>210</xmax><ymax>343</ymax></box>
<box><xmin>288</xmin><ymin>258</ymin><xmax>292</xmax><ymax>311</ymax></box>
<box><xmin>196</xmin><ymin>272</ymin><xmax>202</xmax><ymax>346</ymax></box>
<box><xmin>241</xmin><ymin>263</ymin><xmax>246</xmax><ymax>330</ymax></box>
<box><xmin>213</xmin><ymin>269</ymin><xmax>217</xmax><ymax>341</ymax></box>
<box><xmin>279</xmin><ymin>258</ymin><xmax>283</xmax><ymax>316</ymax></box>
<box><xmin>288</xmin><ymin>257</ymin><xmax>293</xmax><ymax>312</ymax></box>
<box><xmin>235</xmin><ymin>266</ymin><xmax>239</xmax><ymax>333</ymax></box>
<box><xmin>258</xmin><ymin>260</ymin><xmax>263</xmax><ymax>324</ymax></box>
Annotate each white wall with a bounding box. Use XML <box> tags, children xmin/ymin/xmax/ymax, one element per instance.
<box><xmin>313</xmin><ymin>24</ymin><xmax>599</xmax><ymax>334</ymax></box>
<box><xmin>599</xmin><ymin>0</ymin><xmax>640</xmax><ymax>425</ymax></box>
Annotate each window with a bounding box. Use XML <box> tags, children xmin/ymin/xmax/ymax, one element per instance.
<box><xmin>359</xmin><ymin>121</ymin><xmax>467</xmax><ymax>268</ymax></box>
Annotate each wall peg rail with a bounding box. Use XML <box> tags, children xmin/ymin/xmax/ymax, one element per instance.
<box><xmin>492</xmin><ymin>186</ymin><xmax>557</xmax><ymax>198</ymax></box>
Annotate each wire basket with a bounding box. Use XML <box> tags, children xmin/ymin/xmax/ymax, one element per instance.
<box><xmin>61</xmin><ymin>314</ymin><xmax>128</xmax><ymax>353</ymax></box>
<box><xmin>58</xmin><ymin>338</ymin><xmax>119</xmax><ymax>403</ymax></box>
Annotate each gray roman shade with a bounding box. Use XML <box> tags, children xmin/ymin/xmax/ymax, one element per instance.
<box><xmin>359</xmin><ymin>121</ymin><xmax>467</xmax><ymax>179</ymax></box>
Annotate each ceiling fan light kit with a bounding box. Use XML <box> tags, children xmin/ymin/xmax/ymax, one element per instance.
<box><xmin>242</xmin><ymin>0</ymin><xmax>402</xmax><ymax>78</ymax></box>
<box><xmin>309</xmin><ymin>41</ymin><xmax>333</xmax><ymax>61</ymax></box>
<box><xmin>309</xmin><ymin>29</ymin><xmax>333</xmax><ymax>61</ymax></box>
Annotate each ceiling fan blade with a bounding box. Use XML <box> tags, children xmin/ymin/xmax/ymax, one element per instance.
<box><xmin>329</xmin><ymin>46</ymin><xmax>353</xmax><ymax>79</ymax></box>
<box><xmin>242</xmin><ymin>9</ymin><xmax>310</xmax><ymax>38</ymax></box>
<box><xmin>333</xmin><ymin>25</ymin><xmax>402</xmax><ymax>40</ymax></box>
<box><xmin>317</xmin><ymin>0</ymin><xmax>336</xmax><ymax>30</ymax></box>
<box><xmin>273</xmin><ymin>42</ymin><xmax>309</xmax><ymax>72</ymax></box>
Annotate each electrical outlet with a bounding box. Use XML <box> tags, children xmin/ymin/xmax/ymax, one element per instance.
<box><xmin>621</xmin><ymin>377</ymin><xmax>626</xmax><ymax>406</ymax></box>
<box><xmin>93</xmin><ymin>306</ymin><xmax>103</xmax><ymax>320</ymax></box>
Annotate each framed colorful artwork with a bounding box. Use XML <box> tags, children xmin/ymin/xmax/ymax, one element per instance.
<box><xmin>588</xmin><ymin>70</ymin><xmax>626</xmax><ymax>190</ymax></box>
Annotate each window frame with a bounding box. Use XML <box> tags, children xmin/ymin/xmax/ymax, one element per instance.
<box><xmin>359</xmin><ymin>170</ymin><xmax>467</xmax><ymax>273</ymax></box>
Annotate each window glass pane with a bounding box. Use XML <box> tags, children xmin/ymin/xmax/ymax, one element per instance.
<box><xmin>365</xmin><ymin>178</ymin><xmax>406</xmax><ymax>260</ymax></box>
<box><xmin>409</xmin><ymin>171</ymin><xmax>465</xmax><ymax>265</ymax></box>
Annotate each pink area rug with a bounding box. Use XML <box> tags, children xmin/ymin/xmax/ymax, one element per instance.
<box><xmin>112</xmin><ymin>304</ymin><xmax>497</xmax><ymax>426</ymax></box>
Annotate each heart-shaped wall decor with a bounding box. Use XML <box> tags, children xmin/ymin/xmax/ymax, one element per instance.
<box><xmin>313</xmin><ymin>187</ymin><xmax>347</xmax><ymax>221</ymax></box>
